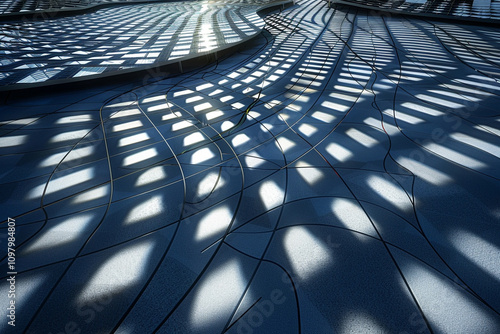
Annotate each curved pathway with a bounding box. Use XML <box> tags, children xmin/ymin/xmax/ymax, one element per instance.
<box><xmin>0</xmin><ymin>0</ymin><xmax>499</xmax><ymax>333</ymax></box>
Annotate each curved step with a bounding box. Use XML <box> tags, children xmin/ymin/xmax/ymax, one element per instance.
<box><xmin>0</xmin><ymin>0</ymin><xmax>293</xmax><ymax>91</ymax></box>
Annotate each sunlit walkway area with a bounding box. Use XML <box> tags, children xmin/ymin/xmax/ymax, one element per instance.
<box><xmin>1</xmin><ymin>0</ymin><xmax>500</xmax><ymax>333</ymax></box>
<box><xmin>0</xmin><ymin>0</ymin><xmax>282</xmax><ymax>86</ymax></box>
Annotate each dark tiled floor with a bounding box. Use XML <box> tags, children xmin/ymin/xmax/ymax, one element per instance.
<box><xmin>1</xmin><ymin>0</ymin><xmax>500</xmax><ymax>333</ymax></box>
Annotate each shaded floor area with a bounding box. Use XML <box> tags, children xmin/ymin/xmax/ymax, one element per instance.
<box><xmin>0</xmin><ymin>0</ymin><xmax>500</xmax><ymax>333</ymax></box>
<box><xmin>334</xmin><ymin>0</ymin><xmax>500</xmax><ymax>21</ymax></box>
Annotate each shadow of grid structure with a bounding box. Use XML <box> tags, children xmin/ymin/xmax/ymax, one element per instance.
<box><xmin>0</xmin><ymin>0</ymin><xmax>500</xmax><ymax>333</ymax></box>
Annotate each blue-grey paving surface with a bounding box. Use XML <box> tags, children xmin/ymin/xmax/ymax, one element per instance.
<box><xmin>0</xmin><ymin>0</ymin><xmax>500</xmax><ymax>333</ymax></box>
<box><xmin>0</xmin><ymin>0</ymin><xmax>277</xmax><ymax>87</ymax></box>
